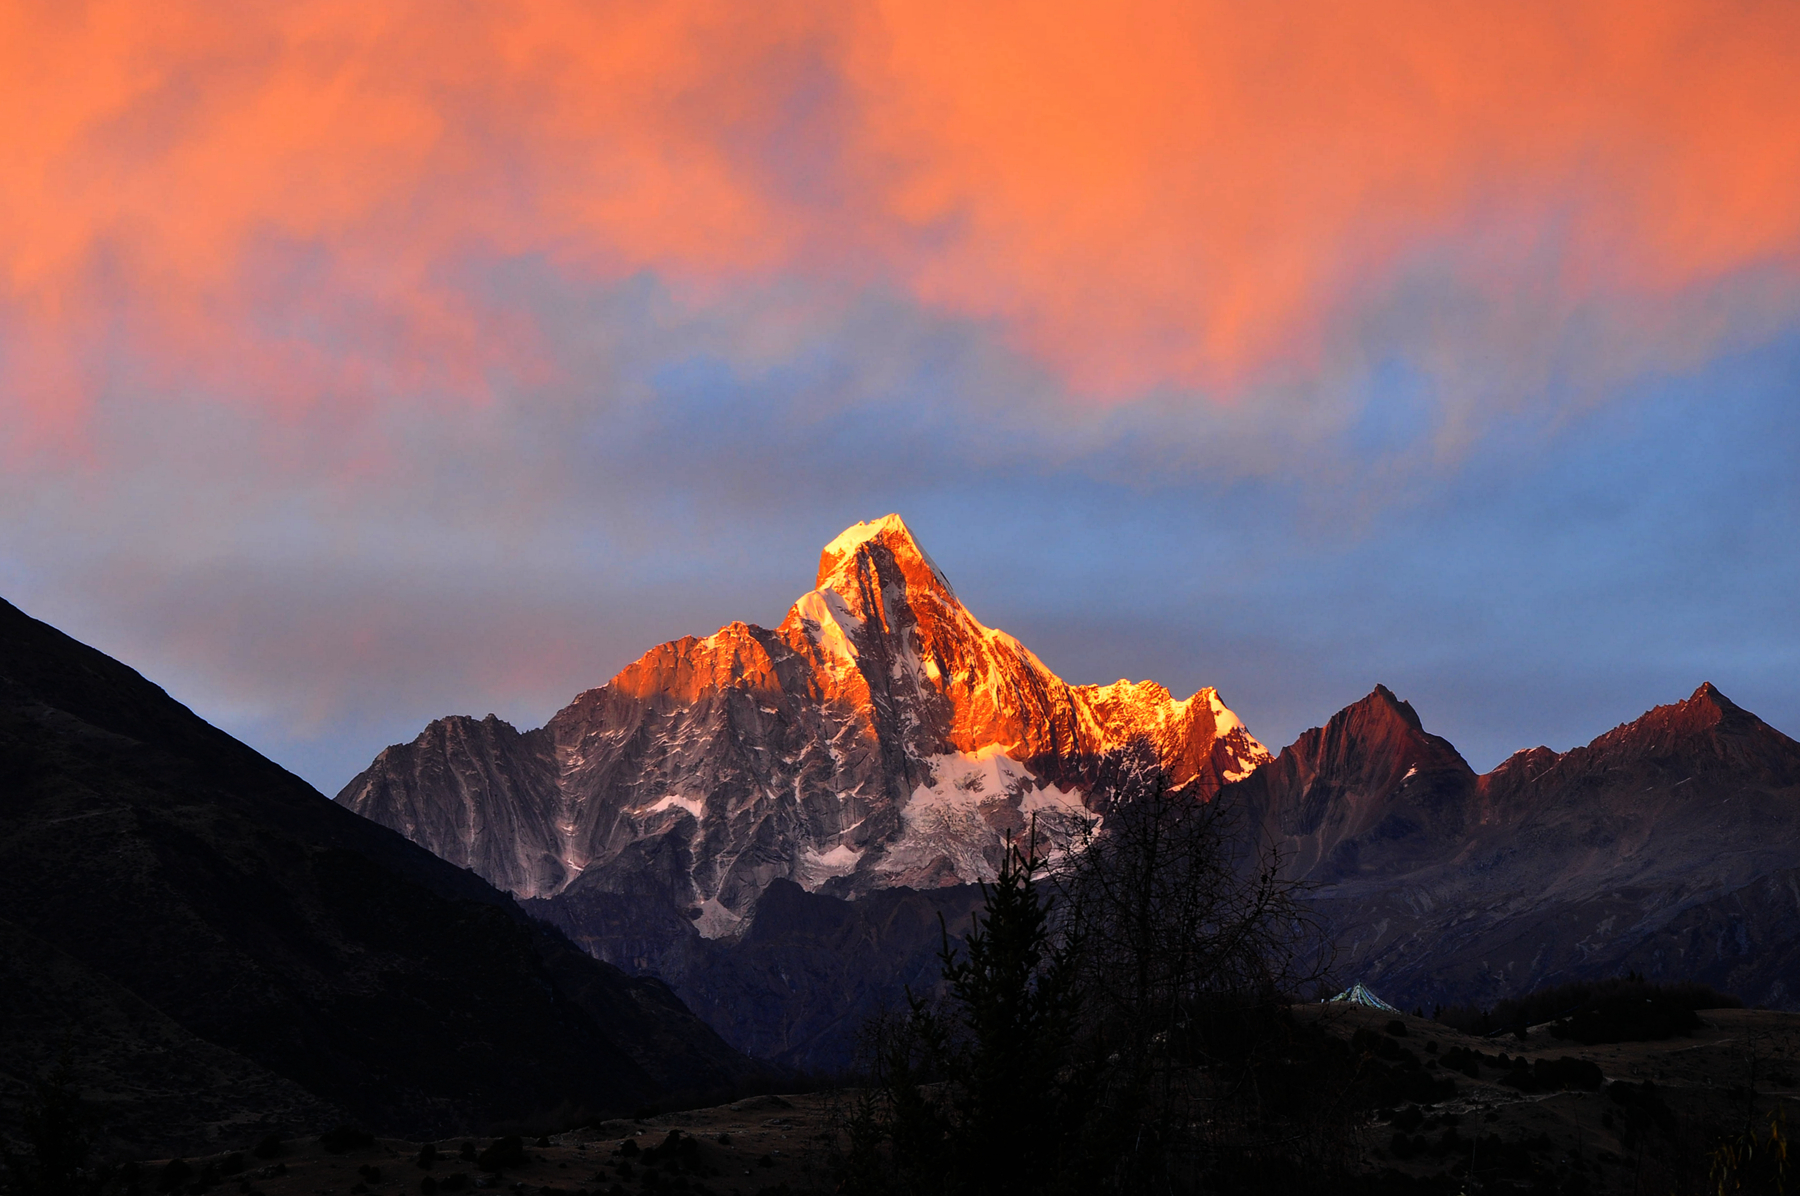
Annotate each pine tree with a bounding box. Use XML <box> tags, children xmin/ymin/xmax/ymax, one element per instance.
<box><xmin>851</xmin><ymin>833</ymin><xmax>1091</xmax><ymax>1196</ymax></box>
<box><xmin>935</xmin><ymin>834</ymin><xmax>1086</xmax><ymax>1195</ymax></box>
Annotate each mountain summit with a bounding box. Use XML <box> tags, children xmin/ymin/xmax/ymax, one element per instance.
<box><xmin>339</xmin><ymin>516</ymin><xmax>1269</xmax><ymax>931</ymax></box>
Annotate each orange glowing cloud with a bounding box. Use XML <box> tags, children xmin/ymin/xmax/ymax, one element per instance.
<box><xmin>3</xmin><ymin>0</ymin><xmax>1799</xmax><ymax>435</ymax></box>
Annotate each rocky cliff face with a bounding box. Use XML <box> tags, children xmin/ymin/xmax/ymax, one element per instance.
<box><xmin>339</xmin><ymin>515</ymin><xmax>1270</xmax><ymax>929</ymax></box>
<box><xmin>1226</xmin><ymin>682</ymin><xmax>1800</xmax><ymax>1010</ymax></box>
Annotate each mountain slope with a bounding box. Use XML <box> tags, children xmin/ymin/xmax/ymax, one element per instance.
<box><xmin>0</xmin><ymin>596</ymin><xmax>757</xmax><ymax>1154</ymax></box>
<box><xmin>340</xmin><ymin>515</ymin><xmax>1269</xmax><ymax>927</ymax></box>
<box><xmin>1224</xmin><ymin>683</ymin><xmax>1800</xmax><ymax>1010</ymax></box>
<box><xmin>1227</xmin><ymin>684</ymin><xmax>1479</xmax><ymax>883</ymax></box>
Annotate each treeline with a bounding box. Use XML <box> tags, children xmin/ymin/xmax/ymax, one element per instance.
<box><xmin>837</xmin><ymin>774</ymin><xmax>1444</xmax><ymax>1196</ymax></box>
<box><xmin>1432</xmin><ymin>973</ymin><xmax>1741</xmax><ymax>1043</ymax></box>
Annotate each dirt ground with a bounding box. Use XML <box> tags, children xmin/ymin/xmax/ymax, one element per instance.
<box><xmin>137</xmin><ymin>1006</ymin><xmax>1800</xmax><ymax>1196</ymax></box>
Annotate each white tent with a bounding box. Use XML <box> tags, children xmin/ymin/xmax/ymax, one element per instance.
<box><xmin>1327</xmin><ymin>982</ymin><xmax>1401</xmax><ymax>1012</ymax></box>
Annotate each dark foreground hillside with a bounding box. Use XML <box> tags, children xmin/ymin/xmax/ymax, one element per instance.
<box><xmin>0</xmin><ymin>597</ymin><xmax>760</xmax><ymax>1159</ymax></box>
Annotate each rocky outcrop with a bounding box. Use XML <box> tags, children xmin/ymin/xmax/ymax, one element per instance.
<box><xmin>339</xmin><ymin>515</ymin><xmax>1269</xmax><ymax>925</ymax></box>
<box><xmin>342</xmin><ymin>713</ymin><xmax>564</xmax><ymax>897</ymax></box>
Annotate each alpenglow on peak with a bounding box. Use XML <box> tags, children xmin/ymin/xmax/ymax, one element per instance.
<box><xmin>338</xmin><ymin>515</ymin><xmax>1271</xmax><ymax>932</ymax></box>
<box><xmin>814</xmin><ymin>513</ymin><xmax>956</xmax><ymax>601</ymax></box>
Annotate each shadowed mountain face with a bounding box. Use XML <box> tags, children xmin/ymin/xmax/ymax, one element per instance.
<box><xmin>1226</xmin><ymin>682</ymin><xmax>1800</xmax><ymax>1011</ymax></box>
<box><xmin>0</xmin><ymin>597</ymin><xmax>756</xmax><ymax>1157</ymax></box>
<box><xmin>523</xmin><ymin>680</ymin><xmax>1800</xmax><ymax>1065</ymax></box>
<box><xmin>520</xmin><ymin>880</ymin><xmax>992</xmax><ymax>1072</ymax></box>
<box><xmin>1225</xmin><ymin>685</ymin><xmax>1479</xmax><ymax>884</ymax></box>
<box><xmin>340</xmin><ymin>515</ymin><xmax>1270</xmax><ymax>929</ymax></box>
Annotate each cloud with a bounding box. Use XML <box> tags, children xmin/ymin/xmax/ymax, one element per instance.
<box><xmin>4</xmin><ymin>0</ymin><xmax>1799</xmax><ymax>456</ymax></box>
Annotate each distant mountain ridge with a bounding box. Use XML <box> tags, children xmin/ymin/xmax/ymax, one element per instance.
<box><xmin>1230</xmin><ymin>681</ymin><xmax>1800</xmax><ymax>1010</ymax></box>
<box><xmin>339</xmin><ymin>515</ymin><xmax>1270</xmax><ymax>931</ymax></box>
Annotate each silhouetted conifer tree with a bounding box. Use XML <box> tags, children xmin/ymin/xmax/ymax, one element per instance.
<box><xmin>846</xmin><ymin>833</ymin><xmax>1092</xmax><ymax>1196</ymax></box>
<box><xmin>843</xmin><ymin>765</ymin><xmax>1355</xmax><ymax>1196</ymax></box>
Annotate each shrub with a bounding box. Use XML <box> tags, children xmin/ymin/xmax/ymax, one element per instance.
<box><xmin>843</xmin><ymin>771</ymin><xmax>1348</xmax><ymax>1195</ymax></box>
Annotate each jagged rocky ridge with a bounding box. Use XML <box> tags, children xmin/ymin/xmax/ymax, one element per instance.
<box><xmin>1229</xmin><ymin>682</ymin><xmax>1800</xmax><ymax>1011</ymax></box>
<box><xmin>339</xmin><ymin>515</ymin><xmax>1270</xmax><ymax>934</ymax></box>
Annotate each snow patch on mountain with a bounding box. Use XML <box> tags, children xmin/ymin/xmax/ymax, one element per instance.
<box><xmin>865</xmin><ymin>748</ymin><xmax>1093</xmax><ymax>886</ymax></box>
<box><xmin>819</xmin><ymin>516</ymin><xmax>896</xmax><ymax>562</ymax></box>
<box><xmin>793</xmin><ymin>588</ymin><xmax>862</xmax><ymax>669</ymax></box>
<box><xmin>1206</xmin><ymin>688</ymin><xmax>1248</xmax><ymax>738</ymax></box>
<box><xmin>644</xmin><ymin>794</ymin><xmax>706</xmax><ymax>821</ymax></box>
<box><xmin>796</xmin><ymin>842</ymin><xmax>864</xmax><ymax>888</ymax></box>
<box><xmin>818</xmin><ymin>514</ymin><xmax>955</xmax><ymax>598</ymax></box>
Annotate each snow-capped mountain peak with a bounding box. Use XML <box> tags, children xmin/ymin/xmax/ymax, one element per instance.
<box><xmin>338</xmin><ymin>516</ymin><xmax>1270</xmax><ymax>928</ymax></box>
<box><xmin>815</xmin><ymin>513</ymin><xmax>955</xmax><ymax>602</ymax></box>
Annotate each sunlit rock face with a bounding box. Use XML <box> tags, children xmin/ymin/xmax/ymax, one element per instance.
<box><xmin>338</xmin><ymin>515</ymin><xmax>1270</xmax><ymax>928</ymax></box>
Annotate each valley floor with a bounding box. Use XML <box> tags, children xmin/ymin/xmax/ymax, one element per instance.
<box><xmin>127</xmin><ymin>1008</ymin><xmax>1800</xmax><ymax>1196</ymax></box>
<box><xmin>140</xmin><ymin>1093</ymin><xmax>843</xmax><ymax>1196</ymax></box>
